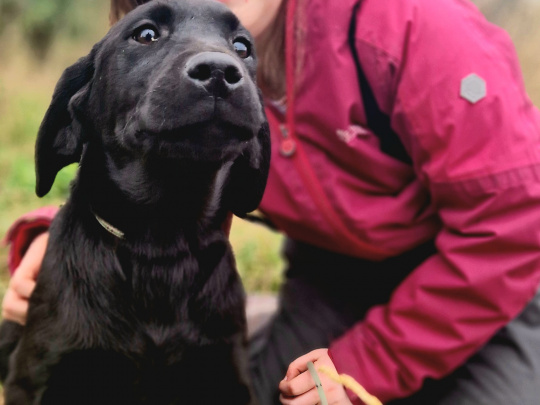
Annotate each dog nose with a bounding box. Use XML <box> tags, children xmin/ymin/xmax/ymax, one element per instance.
<box><xmin>185</xmin><ymin>52</ymin><xmax>244</xmax><ymax>97</ymax></box>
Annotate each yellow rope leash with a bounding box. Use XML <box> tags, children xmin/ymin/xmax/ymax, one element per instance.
<box><xmin>317</xmin><ymin>365</ymin><xmax>383</xmax><ymax>405</ymax></box>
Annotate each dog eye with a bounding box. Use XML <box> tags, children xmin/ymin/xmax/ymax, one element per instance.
<box><xmin>233</xmin><ymin>39</ymin><xmax>251</xmax><ymax>59</ymax></box>
<box><xmin>133</xmin><ymin>26</ymin><xmax>160</xmax><ymax>44</ymax></box>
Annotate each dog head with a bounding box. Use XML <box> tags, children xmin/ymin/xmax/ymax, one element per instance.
<box><xmin>35</xmin><ymin>0</ymin><xmax>270</xmax><ymax>217</ymax></box>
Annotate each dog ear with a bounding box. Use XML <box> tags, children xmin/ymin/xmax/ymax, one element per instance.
<box><xmin>226</xmin><ymin>122</ymin><xmax>271</xmax><ymax>217</ymax></box>
<box><xmin>35</xmin><ymin>50</ymin><xmax>96</xmax><ymax>197</ymax></box>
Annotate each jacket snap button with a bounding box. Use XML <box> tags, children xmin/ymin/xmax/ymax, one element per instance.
<box><xmin>280</xmin><ymin>138</ymin><xmax>296</xmax><ymax>157</ymax></box>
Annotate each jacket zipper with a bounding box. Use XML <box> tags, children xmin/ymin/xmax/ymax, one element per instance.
<box><xmin>276</xmin><ymin>0</ymin><xmax>392</xmax><ymax>260</ymax></box>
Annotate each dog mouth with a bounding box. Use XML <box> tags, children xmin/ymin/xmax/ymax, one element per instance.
<box><xmin>128</xmin><ymin>119</ymin><xmax>255</xmax><ymax>161</ymax></box>
<box><xmin>122</xmin><ymin>92</ymin><xmax>263</xmax><ymax>160</ymax></box>
<box><xmin>138</xmin><ymin>119</ymin><xmax>254</xmax><ymax>142</ymax></box>
<box><xmin>134</xmin><ymin>95</ymin><xmax>259</xmax><ymax>135</ymax></box>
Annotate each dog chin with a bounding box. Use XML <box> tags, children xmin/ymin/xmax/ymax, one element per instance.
<box><xmin>137</xmin><ymin>96</ymin><xmax>262</xmax><ymax>136</ymax></box>
<box><xmin>125</xmin><ymin>122</ymin><xmax>253</xmax><ymax>162</ymax></box>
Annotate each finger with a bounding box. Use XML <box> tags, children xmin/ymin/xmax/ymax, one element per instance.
<box><xmin>10</xmin><ymin>277</ymin><xmax>37</xmax><ymax>300</ymax></box>
<box><xmin>285</xmin><ymin>349</ymin><xmax>328</xmax><ymax>380</ymax></box>
<box><xmin>279</xmin><ymin>369</ymin><xmax>317</xmax><ymax>397</ymax></box>
<box><xmin>280</xmin><ymin>388</ymin><xmax>321</xmax><ymax>405</ymax></box>
<box><xmin>2</xmin><ymin>290</ymin><xmax>29</xmax><ymax>325</ymax></box>
<box><xmin>16</xmin><ymin>232</ymin><xmax>49</xmax><ymax>280</ymax></box>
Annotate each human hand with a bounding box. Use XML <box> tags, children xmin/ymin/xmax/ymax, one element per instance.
<box><xmin>279</xmin><ymin>348</ymin><xmax>353</xmax><ymax>405</ymax></box>
<box><xmin>2</xmin><ymin>232</ymin><xmax>49</xmax><ymax>325</ymax></box>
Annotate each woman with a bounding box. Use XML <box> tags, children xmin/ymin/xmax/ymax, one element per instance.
<box><xmin>4</xmin><ymin>0</ymin><xmax>540</xmax><ymax>404</ymax></box>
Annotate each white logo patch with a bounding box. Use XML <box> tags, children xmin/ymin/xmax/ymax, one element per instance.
<box><xmin>336</xmin><ymin>125</ymin><xmax>371</xmax><ymax>143</ymax></box>
<box><xmin>460</xmin><ymin>73</ymin><xmax>487</xmax><ymax>104</ymax></box>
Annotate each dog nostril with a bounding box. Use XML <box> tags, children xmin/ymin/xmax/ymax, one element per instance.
<box><xmin>224</xmin><ymin>66</ymin><xmax>242</xmax><ymax>85</ymax></box>
<box><xmin>185</xmin><ymin>53</ymin><xmax>244</xmax><ymax>93</ymax></box>
<box><xmin>188</xmin><ymin>64</ymin><xmax>212</xmax><ymax>82</ymax></box>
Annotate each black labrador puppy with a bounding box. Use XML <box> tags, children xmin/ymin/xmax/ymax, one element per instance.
<box><xmin>0</xmin><ymin>0</ymin><xmax>269</xmax><ymax>403</ymax></box>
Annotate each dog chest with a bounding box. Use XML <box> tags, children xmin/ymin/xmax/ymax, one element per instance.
<box><xmin>38</xmin><ymin>335</ymin><xmax>251</xmax><ymax>404</ymax></box>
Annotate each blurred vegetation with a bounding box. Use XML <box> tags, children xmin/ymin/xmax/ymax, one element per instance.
<box><xmin>473</xmin><ymin>0</ymin><xmax>540</xmax><ymax>102</ymax></box>
<box><xmin>0</xmin><ymin>0</ymin><xmax>540</xmax><ymax>301</ymax></box>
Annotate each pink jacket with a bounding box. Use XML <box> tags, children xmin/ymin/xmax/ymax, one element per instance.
<box><xmin>5</xmin><ymin>0</ymin><xmax>540</xmax><ymax>402</ymax></box>
<box><xmin>258</xmin><ymin>0</ymin><xmax>540</xmax><ymax>402</ymax></box>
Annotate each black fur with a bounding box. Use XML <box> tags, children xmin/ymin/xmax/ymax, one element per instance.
<box><xmin>0</xmin><ymin>1</ymin><xmax>270</xmax><ymax>403</ymax></box>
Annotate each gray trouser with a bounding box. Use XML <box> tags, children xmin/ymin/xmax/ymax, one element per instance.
<box><xmin>249</xmin><ymin>239</ymin><xmax>540</xmax><ymax>405</ymax></box>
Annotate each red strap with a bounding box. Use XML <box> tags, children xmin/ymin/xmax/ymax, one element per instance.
<box><xmin>285</xmin><ymin>0</ymin><xmax>297</xmax><ymax>130</ymax></box>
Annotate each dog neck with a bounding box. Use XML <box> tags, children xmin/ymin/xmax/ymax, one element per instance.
<box><xmin>74</xmin><ymin>144</ymin><xmax>231</xmax><ymax>239</ymax></box>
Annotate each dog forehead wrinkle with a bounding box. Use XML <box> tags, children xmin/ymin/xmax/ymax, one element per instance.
<box><xmin>111</xmin><ymin>1</ymin><xmax>173</xmax><ymax>33</ymax></box>
<box><xmin>180</xmin><ymin>10</ymin><xmax>241</xmax><ymax>38</ymax></box>
<box><xmin>181</xmin><ymin>0</ymin><xmax>239</xmax><ymax>21</ymax></box>
<box><xmin>147</xmin><ymin>2</ymin><xmax>174</xmax><ymax>25</ymax></box>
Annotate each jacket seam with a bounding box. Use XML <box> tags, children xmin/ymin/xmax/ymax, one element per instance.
<box><xmin>429</xmin><ymin>162</ymin><xmax>540</xmax><ymax>192</ymax></box>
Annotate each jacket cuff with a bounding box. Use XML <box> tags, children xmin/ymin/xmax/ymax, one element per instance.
<box><xmin>3</xmin><ymin>206</ymin><xmax>59</xmax><ymax>275</ymax></box>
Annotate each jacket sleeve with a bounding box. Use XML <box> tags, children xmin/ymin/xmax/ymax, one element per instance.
<box><xmin>329</xmin><ymin>0</ymin><xmax>540</xmax><ymax>402</ymax></box>
<box><xmin>2</xmin><ymin>206</ymin><xmax>58</xmax><ymax>275</ymax></box>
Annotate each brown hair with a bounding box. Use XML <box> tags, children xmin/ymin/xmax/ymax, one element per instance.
<box><xmin>255</xmin><ymin>0</ymin><xmax>306</xmax><ymax>101</ymax></box>
<box><xmin>254</xmin><ymin>1</ymin><xmax>287</xmax><ymax>100</ymax></box>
